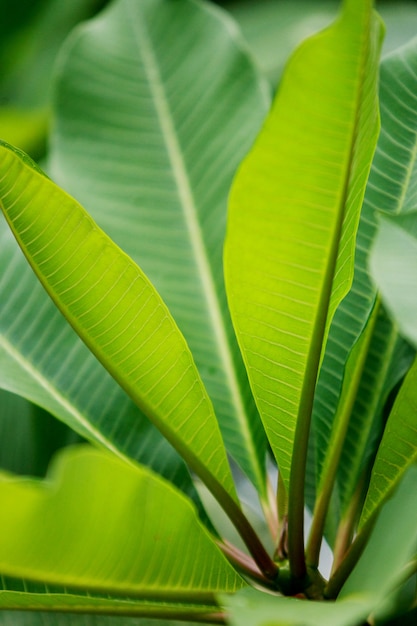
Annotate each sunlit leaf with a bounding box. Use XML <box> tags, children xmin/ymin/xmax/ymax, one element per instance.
<box><xmin>224</xmin><ymin>0</ymin><xmax>382</xmax><ymax>494</ymax></box>
<box><xmin>0</xmin><ymin>141</ymin><xmax>237</xmax><ymax>504</ymax></box>
<box><xmin>0</xmin><ymin>446</ymin><xmax>244</xmax><ymax>598</ymax></box>
<box><xmin>47</xmin><ymin>0</ymin><xmax>269</xmax><ymax>497</ymax></box>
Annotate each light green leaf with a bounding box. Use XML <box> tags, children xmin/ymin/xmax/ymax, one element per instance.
<box><xmin>359</xmin><ymin>356</ymin><xmax>417</xmax><ymax>528</ymax></box>
<box><xmin>0</xmin><ymin>142</ymin><xmax>237</xmax><ymax>505</ymax></box>
<box><xmin>224</xmin><ymin>0</ymin><xmax>382</xmax><ymax>495</ymax></box>
<box><xmin>370</xmin><ymin>213</ymin><xmax>417</xmax><ymax>348</ymax></box>
<box><xmin>0</xmin><ymin>213</ymin><xmax>202</xmax><ymax>513</ymax></box>
<box><xmin>47</xmin><ymin>0</ymin><xmax>269</xmax><ymax>497</ymax></box>
<box><xmin>0</xmin><ymin>589</ymin><xmax>217</xmax><ymax>622</ymax></box>
<box><xmin>223</xmin><ymin>587</ymin><xmax>375</xmax><ymax>626</ymax></box>
<box><xmin>342</xmin><ymin>466</ymin><xmax>417</xmax><ymax>607</ymax></box>
<box><xmin>0</xmin><ymin>445</ymin><xmax>244</xmax><ymax>598</ymax></box>
<box><xmin>0</xmin><ymin>613</ymin><xmax>198</xmax><ymax>626</ymax></box>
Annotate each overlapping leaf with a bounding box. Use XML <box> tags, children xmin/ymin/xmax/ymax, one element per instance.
<box><xmin>0</xmin><ymin>213</ymin><xmax>204</xmax><ymax>510</ymax></box>
<box><xmin>0</xmin><ymin>578</ymin><xmax>218</xmax><ymax>622</ymax></box>
<box><xmin>47</xmin><ymin>0</ymin><xmax>269</xmax><ymax>496</ymax></box>
<box><xmin>0</xmin><ymin>142</ymin><xmax>237</xmax><ymax>504</ymax></box>
<box><xmin>359</xmin><ymin>355</ymin><xmax>417</xmax><ymax>527</ymax></box>
<box><xmin>0</xmin><ymin>446</ymin><xmax>244</xmax><ymax>597</ymax></box>
<box><xmin>322</xmin><ymin>37</ymin><xmax>417</xmax><ymax>518</ymax></box>
<box><xmin>224</xmin><ymin>0</ymin><xmax>382</xmax><ymax>494</ymax></box>
<box><xmin>341</xmin><ymin>466</ymin><xmax>417</xmax><ymax>610</ymax></box>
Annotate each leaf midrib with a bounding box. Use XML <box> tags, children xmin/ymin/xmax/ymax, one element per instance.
<box><xmin>128</xmin><ymin>0</ymin><xmax>263</xmax><ymax>489</ymax></box>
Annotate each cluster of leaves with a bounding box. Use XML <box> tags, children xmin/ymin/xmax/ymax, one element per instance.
<box><xmin>0</xmin><ymin>0</ymin><xmax>417</xmax><ymax>625</ymax></box>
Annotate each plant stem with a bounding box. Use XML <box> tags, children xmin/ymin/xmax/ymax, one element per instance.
<box><xmin>306</xmin><ymin>308</ymin><xmax>377</xmax><ymax>569</ymax></box>
<box><xmin>262</xmin><ymin>475</ymin><xmax>279</xmax><ymax>543</ymax></box>
<box><xmin>331</xmin><ymin>473</ymin><xmax>366</xmax><ymax>575</ymax></box>
<box><xmin>325</xmin><ymin>520</ymin><xmax>373</xmax><ymax>598</ymax></box>
<box><xmin>202</xmin><ymin>470</ymin><xmax>278</xmax><ymax>581</ymax></box>
<box><xmin>219</xmin><ymin>540</ymin><xmax>279</xmax><ymax>589</ymax></box>
<box><xmin>275</xmin><ymin>472</ymin><xmax>289</xmax><ymax>560</ymax></box>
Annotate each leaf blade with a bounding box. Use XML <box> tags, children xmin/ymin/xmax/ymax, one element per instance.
<box><xmin>0</xmin><ymin>446</ymin><xmax>244</xmax><ymax>598</ymax></box>
<box><xmin>224</xmin><ymin>0</ymin><xmax>382</xmax><ymax>491</ymax></box>
<box><xmin>0</xmin><ymin>143</ymin><xmax>237</xmax><ymax>504</ymax></box>
<box><xmin>48</xmin><ymin>0</ymin><xmax>270</xmax><ymax>496</ymax></box>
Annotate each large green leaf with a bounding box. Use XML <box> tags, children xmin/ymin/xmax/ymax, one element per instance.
<box><xmin>0</xmin><ymin>143</ymin><xmax>237</xmax><ymax>507</ymax></box>
<box><xmin>0</xmin><ymin>583</ymin><xmax>218</xmax><ymax>622</ymax></box>
<box><xmin>0</xmin><ymin>614</ymin><xmax>198</xmax><ymax>626</ymax></box>
<box><xmin>47</xmin><ymin>0</ymin><xmax>269</xmax><ymax>496</ymax></box>
<box><xmin>0</xmin><ymin>446</ymin><xmax>244</xmax><ymax>599</ymax></box>
<box><xmin>224</xmin><ymin>0</ymin><xmax>382</xmax><ymax>511</ymax></box>
<box><xmin>0</xmin><ymin>211</ymin><xmax>202</xmax><ymax>513</ymax></box>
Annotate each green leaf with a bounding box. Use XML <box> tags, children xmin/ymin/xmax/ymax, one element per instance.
<box><xmin>0</xmin><ymin>445</ymin><xmax>244</xmax><ymax>599</ymax></box>
<box><xmin>341</xmin><ymin>466</ymin><xmax>417</xmax><ymax>607</ymax></box>
<box><xmin>359</xmin><ymin>355</ymin><xmax>417</xmax><ymax>528</ymax></box>
<box><xmin>47</xmin><ymin>0</ymin><xmax>269</xmax><ymax>497</ymax></box>
<box><xmin>0</xmin><ymin>213</ymin><xmax>201</xmax><ymax>513</ymax></box>
<box><xmin>0</xmin><ymin>589</ymin><xmax>218</xmax><ymax>622</ymax></box>
<box><xmin>336</xmin><ymin>305</ymin><xmax>414</xmax><ymax>516</ymax></box>
<box><xmin>223</xmin><ymin>587</ymin><xmax>375</xmax><ymax>626</ymax></box>
<box><xmin>318</xmin><ymin>36</ymin><xmax>417</xmax><ymax>520</ymax></box>
<box><xmin>370</xmin><ymin>213</ymin><xmax>417</xmax><ymax>348</ymax></box>
<box><xmin>0</xmin><ymin>613</ymin><xmax>198</xmax><ymax>626</ymax></box>
<box><xmin>224</xmin><ymin>0</ymin><xmax>382</xmax><ymax>493</ymax></box>
<box><xmin>0</xmin><ymin>142</ymin><xmax>237</xmax><ymax>506</ymax></box>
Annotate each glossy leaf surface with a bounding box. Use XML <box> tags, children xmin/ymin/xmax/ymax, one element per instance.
<box><xmin>0</xmin><ymin>142</ymin><xmax>237</xmax><ymax>503</ymax></box>
<box><xmin>48</xmin><ymin>0</ymin><xmax>269</xmax><ymax>495</ymax></box>
<box><xmin>0</xmin><ymin>203</ymin><xmax>200</xmax><ymax>511</ymax></box>
<box><xmin>0</xmin><ymin>446</ymin><xmax>243</xmax><ymax>597</ymax></box>
<box><xmin>224</xmin><ymin>0</ymin><xmax>382</xmax><ymax>490</ymax></box>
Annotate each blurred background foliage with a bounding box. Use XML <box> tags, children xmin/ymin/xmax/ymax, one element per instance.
<box><xmin>0</xmin><ymin>0</ymin><xmax>416</xmax><ymax>479</ymax></box>
<box><xmin>1</xmin><ymin>0</ymin><xmax>416</xmax><ymax>162</ymax></box>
